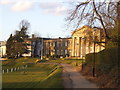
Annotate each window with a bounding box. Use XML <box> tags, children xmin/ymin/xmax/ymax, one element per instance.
<box><xmin>61</xmin><ymin>50</ymin><xmax>63</xmax><ymax>55</ymax></box>
<box><xmin>65</xmin><ymin>50</ymin><xmax>68</xmax><ymax>54</ymax></box>
<box><xmin>50</xmin><ymin>42</ymin><xmax>52</xmax><ymax>46</ymax></box>
<box><xmin>61</xmin><ymin>42</ymin><xmax>62</xmax><ymax>47</ymax></box>
<box><xmin>57</xmin><ymin>42</ymin><xmax>59</xmax><ymax>47</ymax></box>
<box><xmin>57</xmin><ymin>50</ymin><xmax>59</xmax><ymax>55</ymax></box>
<box><xmin>46</xmin><ymin>50</ymin><xmax>48</xmax><ymax>54</ymax></box>
<box><xmin>68</xmin><ymin>41</ymin><xmax>71</xmax><ymax>45</ymax></box>
<box><xmin>65</xmin><ymin>41</ymin><xmax>68</xmax><ymax>46</ymax></box>
<box><xmin>53</xmin><ymin>42</ymin><xmax>55</xmax><ymax>46</ymax></box>
<box><xmin>48</xmin><ymin>42</ymin><xmax>50</xmax><ymax>46</ymax></box>
<box><xmin>90</xmin><ymin>47</ymin><xmax>93</xmax><ymax>52</ymax></box>
<box><xmin>53</xmin><ymin>50</ymin><xmax>55</xmax><ymax>54</ymax></box>
<box><xmin>32</xmin><ymin>41</ymin><xmax>35</xmax><ymax>46</ymax></box>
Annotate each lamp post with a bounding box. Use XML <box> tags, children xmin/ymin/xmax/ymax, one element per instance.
<box><xmin>41</xmin><ymin>37</ymin><xmax>43</xmax><ymax>60</ymax></box>
<box><xmin>93</xmin><ymin>29</ymin><xmax>96</xmax><ymax>77</ymax></box>
<box><xmin>93</xmin><ymin>41</ymin><xmax>96</xmax><ymax>77</ymax></box>
<box><xmin>82</xmin><ymin>56</ymin><xmax>85</xmax><ymax>71</ymax></box>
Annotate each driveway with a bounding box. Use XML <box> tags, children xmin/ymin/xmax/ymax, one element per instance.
<box><xmin>61</xmin><ymin>64</ymin><xmax>98</xmax><ymax>88</ymax></box>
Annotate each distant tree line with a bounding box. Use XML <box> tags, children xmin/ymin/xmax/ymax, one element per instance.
<box><xmin>6</xmin><ymin>20</ymin><xmax>30</xmax><ymax>58</ymax></box>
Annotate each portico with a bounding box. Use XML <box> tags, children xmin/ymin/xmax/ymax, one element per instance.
<box><xmin>71</xmin><ymin>25</ymin><xmax>105</xmax><ymax>58</ymax></box>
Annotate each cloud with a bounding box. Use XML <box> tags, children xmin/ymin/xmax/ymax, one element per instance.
<box><xmin>40</xmin><ymin>2</ymin><xmax>60</xmax><ymax>9</ymax></box>
<box><xmin>0</xmin><ymin>1</ymin><xmax>69</xmax><ymax>13</ymax></box>
<box><xmin>11</xmin><ymin>1</ymin><xmax>33</xmax><ymax>12</ymax></box>
<box><xmin>40</xmin><ymin>2</ymin><xmax>69</xmax><ymax>16</ymax></box>
<box><xmin>0</xmin><ymin>0</ymin><xmax>13</xmax><ymax>4</ymax></box>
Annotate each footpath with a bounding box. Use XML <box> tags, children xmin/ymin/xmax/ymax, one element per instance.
<box><xmin>61</xmin><ymin>64</ymin><xmax>98</xmax><ymax>89</ymax></box>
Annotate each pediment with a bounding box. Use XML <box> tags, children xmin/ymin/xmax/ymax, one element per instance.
<box><xmin>72</xmin><ymin>25</ymin><xmax>93</xmax><ymax>36</ymax></box>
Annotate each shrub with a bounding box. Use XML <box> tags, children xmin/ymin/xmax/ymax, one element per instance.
<box><xmin>85</xmin><ymin>47</ymin><xmax>118</xmax><ymax>67</ymax></box>
<box><xmin>85</xmin><ymin>53</ymin><xmax>95</xmax><ymax>64</ymax></box>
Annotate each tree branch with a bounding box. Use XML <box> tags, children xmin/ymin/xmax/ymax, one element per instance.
<box><xmin>92</xmin><ymin>1</ymin><xmax>111</xmax><ymax>40</ymax></box>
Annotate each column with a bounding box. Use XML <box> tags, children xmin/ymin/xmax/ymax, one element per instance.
<box><xmin>84</xmin><ymin>38</ymin><xmax>86</xmax><ymax>56</ymax></box>
<box><xmin>72</xmin><ymin>37</ymin><xmax>75</xmax><ymax>56</ymax></box>
<box><xmin>74</xmin><ymin>37</ymin><xmax>76</xmax><ymax>56</ymax></box>
<box><xmin>81</xmin><ymin>38</ymin><xmax>83</xmax><ymax>57</ymax></box>
<box><xmin>81</xmin><ymin>37</ymin><xmax>86</xmax><ymax>57</ymax></box>
<box><xmin>78</xmin><ymin>37</ymin><xmax>81</xmax><ymax>57</ymax></box>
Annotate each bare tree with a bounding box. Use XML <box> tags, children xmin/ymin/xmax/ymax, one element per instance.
<box><xmin>67</xmin><ymin>0</ymin><xmax>120</xmax><ymax>41</ymax></box>
<box><xmin>19</xmin><ymin>20</ymin><xmax>30</xmax><ymax>30</ymax></box>
<box><xmin>19</xmin><ymin>20</ymin><xmax>30</xmax><ymax>38</ymax></box>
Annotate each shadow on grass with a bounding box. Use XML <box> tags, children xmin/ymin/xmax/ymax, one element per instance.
<box><xmin>2</xmin><ymin>74</ymin><xmax>63</xmax><ymax>88</ymax></box>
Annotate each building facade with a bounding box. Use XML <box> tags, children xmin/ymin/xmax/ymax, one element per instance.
<box><xmin>43</xmin><ymin>37</ymin><xmax>71</xmax><ymax>58</ymax></box>
<box><xmin>3</xmin><ymin>25</ymin><xmax>105</xmax><ymax>58</ymax></box>
<box><xmin>22</xmin><ymin>25</ymin><xmax>105</xmax><ymax>58</ymax></box>
<box><xmin>31</xmin><ymin>38</ymin><xmax>43</xmax><ymax>57</ymax></box>
<box><xmin>71</xmin><ymin>25</ymin><xmax>105</xmax><ymax>58</ymax></box>
<box><xmin>22</xmin><ymin>36</ymin><xmax>43</xmax><ymax>57</ymax></box>
<box><xmin>0</xmin><ymin>41</ymin><xmax>6</xmax><ymax>57</ymax></box>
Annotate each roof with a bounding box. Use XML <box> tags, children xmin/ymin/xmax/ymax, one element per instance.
<box><xmin>71</xmin><ymin>25</ymin><xmax>92</xmax><ymax>35</ymax></box>
<box><xmin>43</xmin><ymin>37</ymin><xmax>72</xmax><ymax>40</ymax></box>
<box><xmin>71</xmin><ymin>25</ymin><xmax>103</xmax><ymax>36</ymax></box>
<box><xmin>24</xmin><ymin>37</ymin><xmax>72</xmax><ymax>42</ymax></box>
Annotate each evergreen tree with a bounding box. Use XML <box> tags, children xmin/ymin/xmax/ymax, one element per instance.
<box><xmin>6</xmin><ymin>34</ymin><xmax>14</xmax><ymax>58</ymax></box>
<box><xmin>6</xmin><ymin>20</ymin><xmax>30</xmax><ymax>58</ymax></box>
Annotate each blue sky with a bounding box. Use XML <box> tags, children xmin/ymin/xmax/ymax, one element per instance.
<box><xmin>0</xmin><ymin>0</ymin><xmax>117</xmax><ymax>41</ymax></box>
<box><xmin>0</xmin><ymin>0</ymin><xmax>81</xmax><ymax>41</ymax></box>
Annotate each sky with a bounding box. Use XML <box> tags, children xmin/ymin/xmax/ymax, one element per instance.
<box><xmin>0</xmin><ymin>0</ymin><xmax>81</xmax><ymax>41</ymax></box>
<box><xmin>0</xmin><ymin>0</ymin><xmax>115</xmax><ymax>41</ymax></box>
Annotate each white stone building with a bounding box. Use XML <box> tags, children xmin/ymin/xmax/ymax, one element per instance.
<box><xmin>0</xmin><ymin>41</ymin><xmax>6</xmax><ymax>57</ymax></box>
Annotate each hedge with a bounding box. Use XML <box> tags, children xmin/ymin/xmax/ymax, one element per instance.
<box><xmin>85</xmin><ymin>47</ymin><xmax>119</xmax><ymax>66</ymax></box>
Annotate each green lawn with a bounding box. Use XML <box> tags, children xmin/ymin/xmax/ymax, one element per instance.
<box><xmin>2</xmin><ymin>57</ymin><xmax>38</xmax><ymax>70</ymax></box>
<box><xmin>40</xmin><ymin>59</ymin><xmax>84</xmax><ymax>66</ymax></box>
<box><xmin>2</xmin><ymin>63</ymin><xmax>63</xmax><ymax>88</ymax></box>
<box><xmin>2</xmin><ymin>58</ymin><xmax>83</xmax><ymax>88</ymax></box>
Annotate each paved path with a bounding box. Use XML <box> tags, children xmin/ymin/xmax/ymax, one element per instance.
<box><xmin>61</xmin><ymin>64</ymin><xmax>98</xmax><ymax>88</ymax></box>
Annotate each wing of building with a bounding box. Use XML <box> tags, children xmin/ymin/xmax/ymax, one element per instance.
<box><xmin>0</xmin><ymin>41</ymin><xmax>6</xmax><ymax>58</ymax></box>
<box><xmin>43</xmin><ymin>37</ymin><xmax>72</xmax><ymax>58</ymax></box>
<box><xmin>71</xmin><ymin>25</ymin><xmax>105</xmax><ymax>58</ymax></box>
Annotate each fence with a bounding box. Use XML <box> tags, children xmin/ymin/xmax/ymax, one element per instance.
<box><xmin>2</xmin><ymin>65</ymin><xmax>28</xmax><ymax>74</ymax></box>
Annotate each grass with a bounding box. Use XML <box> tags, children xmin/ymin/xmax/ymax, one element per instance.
<box><xmin>2</xmin><ymin>57</ymin><xmax>38</xmax><ymax>70</ymax></box>
<box><xmin>39</xmin><ymin>59</ymin><xmax>83</xmax><ymax>66</ymax></box>
<box><xmin>35</xmin><ymin>66</ymin><xmax>63</xmax><ymax>88</ymax></box>
<box><xmin>2</xmin><ymin>57</ymin><xmax>83</xmax><ymax>88</ymax></box>
<box><xmin>2</xmin><ymin>63</ymin><xmax>63</xmax><ymax>88</ymax></box>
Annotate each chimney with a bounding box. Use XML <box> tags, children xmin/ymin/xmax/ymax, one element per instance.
<box><xmin>59</xmin><ymin>37</ymin><xmax>61</xmax><ymax>39</ymax></box>
<box><xmin>32</xmin><ymin>34</ymin><xmax>35</xmax><ymax>38</ymax></box>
